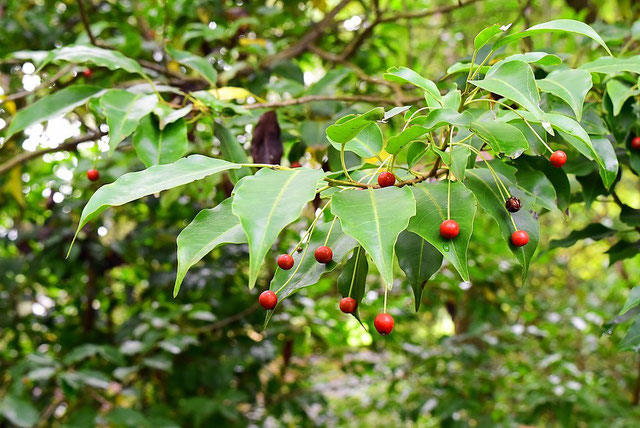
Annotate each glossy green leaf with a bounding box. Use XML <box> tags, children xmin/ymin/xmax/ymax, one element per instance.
<box><xmin>474</xmin><ymin>24</ymin><xmax>506</xmax><ymax>50</ymax></box>
<box><xmin>154</xmin><ymin>104</ymin><xmax>193</xmax><ymax>130</ymax></box>
<box><xmin>338</xmin><ymin>246</ymin><xmax>369</xmax><ymax>320</ymax></box>
<box><xmin>470</xmin><ymin>120</ymin><xmax>529</xmax><ymax>157</ymax></box>
<box><xmin>328</xmin><ymin>123</ymin><xmax>383</xmax><ymax>159</ymax></box>
<box><xmin>232</xmin><ymin>168</ymin><xmax>324</xmax><ymax>289</ymax></box>
<box><xmin>396</xmin><ymin>231</ymin><xmax>443</xmax><ymax>312</ymax></box>
<box><xmin>133</xmin><ymin>116</ymin><xmax>188</xmax><ymax>167</ymax></box>
<box><xmin>174</xmin><ymin>198</ymin><xmax>247</xmax><ymax>296</ymax></box>
<box><xmin>40</xmin><ymin>45</ymin><xmax>146</xmax><ymax>75</ymax></box>
<box><xmin>332</xmin><ymin>187</ymin><xmax>416</xmax><ymax>288</ymax></box>
<box><xmin>6</xmin><ymin>85</ymin><xmax>105</xmax><ymax>139</ymax></box>
<box><xmin>537</xmin><ymin>69</ymin><xmax>592</xmax><ymax>120</ymax></box>
<box><xmin>494</xmin><ymin>19</ymin><xmax>611</xmax><ymax>55</ymax></box>
<box><xmin>606</xmin><ymin>79</ymin><xmax>639</xmax><ymax>116</ymax></box>
<box><xmin>270</xmin><ymin>220</ymin><xmax>357</xmax><ymax>299</ymax></box>
<box><xmin>411</xmin><ymin>108</ymin><xmax>473</xmax><ymax>129</ymax></box>
<box><xmin>470</xmin><ymin>61</ymin><xmax>547</xmax><ymax>125</ymax></box>
<box><xmin>619</xmin><ymin>316</ymin><xmax>640</xmax><ymax>351</ymax></box>
<box><xmin>407</xmin><ymin>181</ymin><xmax>476</xmax><ymax>282</ymax></box>
<box><xmin>591</xmin><ymin>136</ymin><xmax>619</xmax><ymax>190</ymax></box>
<box><xmin>549</xmin><ymin>223</ymin><xmax>616</xmax><ymax>249</ymax></box>
<box><xmin>326</xmin><ymin>108</ymin><xmax>384</xmax><ymax>144</ymax></box>
<box><xmin>100</xmin><ymin>90</ymin><xmax>158</xmax><ymax>154</ymax></box>
<box><xmin>386</xmin><ymin>127</ymin><xmax>429</xmax><ymax>155</ymax></box>
<box><xmin>446</xmin><ymin>62</ymin><xmax>491</xmax><ymax>76</ymax></box>
<box><xmin>214</xmin><ymin>124</ymin><xmax>251</xmax><ymax>184</ymax></box>
<box><xmin>513</xmin><ymin>164</ymin><xmax>558</xmax><ymax>211</ymax></box>
<box><xmin>383</xmin><ymin>66</ymin><xmax>442</xmax><ymax>105</ymax></box>
<box><xmin>464</xmin><ymin>168</ymin><xmax>539</xmax><ymax>280</ymax></box>
<box><xmin>621</xmin><ymin>287</ymin><xmax>640</xmax><ymax>315</ymax></box>
<box><xmin>581</xmin><ymin>56</ymin><xmax>640</xmax><ymax>75</ymax></box>
<box><xmin>73</xmin><ymin>156</ymin><xmax>241</xmax><ymax>246</ymax></box>
<box><xmin>503</xmin><ymin>52</ymin><xmax>562</xmax><ymax>66</ymax></box>
<box><xmin>167</xmin><ymin>46</ymin><xmax>217</xmax><ymax>85</ymax></box>
<box><xmin>0</xmin><ymin>395</ymin><xmax>39</xmax><ymax>428</ymax></box>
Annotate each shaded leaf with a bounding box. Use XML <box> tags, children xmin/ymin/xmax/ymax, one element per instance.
<box><xmin>167</xmin><ymin>46</ymin><xmax>217</xmax><ymax>85</ymax></box>
<box><xmin>100</xmin><ymin>90</ymin><xmax>158</xmax><ymax>154</ymax></box>
<box><xmin>537</xmin><ymin>69</ymin><xmax>592</xmax><ymax>120</ymax></box>
<box><xmin>326</xmin><ymin>108</ymin><xmax>385</xmax><ymax>143</ymax></box>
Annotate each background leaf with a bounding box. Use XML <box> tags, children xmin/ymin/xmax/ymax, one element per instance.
<box><xmin>133</xmin><ymin>116</ymin><xmax>188</xmax><ymax>167</ymax></box>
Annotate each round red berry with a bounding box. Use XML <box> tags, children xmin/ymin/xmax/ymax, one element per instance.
<box><xmin>291</xmin><ymin>161</ymin><xmax>302</xmax><ymax>168</ymax></box>
<box><xmin>259</xmin><ymin>290</ymin><xmax>277</xmax><ymax>310</ymax></box>
<box><xmin>339</xmin><ymin>297</ymin><xmax>357</xmax><ymax>314</ymax></box>
<box><xmin>277</xmin><ymin>254</ymin><xmax>294</xmax><ymax>270</ymax></box>
<box><xmin>314</xmin><ymin>246</ymin><xmax>333</xmax><ymax>264</ymax></box>
<box><xmin>549</xmin><ymin>150</ymin><xmax>567</xmax><ymax>168</ymax></box>
<box><xmin>83</xmin><ymin>68</ymin><xmax>92</xmax><ymax>78</ymax></box>
<box><xmin>87</xmin><ymin>169</ymin><xmax>100</xmax><ymax>181</ymax></box>
<box><xmin>439</xmin><ymin>219</ymin><xmax>460</xmax><ymax>239</ymax></box>
<box><xmin>377</xmin><ymin>172</ymin><xmax>396</xmax><ymax>187</ymax></box>
<box><xmin>632</xmin><ymin>136</ymin><xmax>640</xmax><ymax>151</ymax></box>
<box><xmin>511</xmin><ymin>230</ymin><xmax>529</xmax><ymax>247</ymax></box>
<box><xmin>374</xmin><ymin>313</ymin><xmax>394</xmax><ymax>336</ymax></box>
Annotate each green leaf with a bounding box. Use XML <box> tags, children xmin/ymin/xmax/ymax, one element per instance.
<box><xmin>407</xmin><ymin>181</ymin><xmax>476</xmax><ymax>282</ymax></box>
<box><xmin>470</xmin><ymin>61</ymin><xmax>547</xmax><ymax>126</ymax></box>
<box><xmin>581</xmin><ymin>56</ymin><xmax>640</xmax><ymax>75</ymax></box>
<box><xmin>232</xmin><ymin>168</ymin><xmax>324</xmax><ymax>289</ymax></box>
<box><xmin>619</xmin><ymin>316</ymin><xmax>640</xmax><ymax>351</ymax></box>
<box><xmin>338</xmin><ymin>246</ymin><xmax>368</xmax><ymax>321</ymax></box>
<box><xmin>464</xmin><ymin>168</ymin><xmax>539</xmax><ymax>280</ymax></box>
<box><xmin>503</xmin><ymin>52</ymin><xmax>562</xmax><ymax>66</ymax></box>
<box><xmin>470</xmin><ymin>120</ymin><xmax>529</xmax><ymax>157</ymax></box>
<box><xmin>326</xmin><ymin>108</ymin><xmax>384</xmax><ymax>144</ymax></box>
<box><xmin>214</xmin><ymin>124</ymin><xmax>251</xmax><ymax>184</ymax></box>
<box><xmin>494</xmin><ymin>19</ymin><xmax>611</xmax><ymax>55</ymax></box>
<box><xmin>100</xmin><ymin>90</ymin><xmax>158</xmax><ymax>154</ymax></box>
<box><xmin>39</xmin><ymin>45</ymin><xmax>146</xmax><ymax>75</ymax></box>
<box><xmin>513</xmin><ymin>164</ymin><xmax>558</xmax><ymax>211</ymax></box>
<box><xmin>174</xmin><ymin>198</ymin><xmax>246</xmax><ymax>296</ymax></box>
<box><xmin>591</xmin><ymin>136</ymin><xmax>619</xmax><ymax>190</ymax></box>
<box><xmin>332</xmin><ymin>187</ymin><xmax>416</xmax><ymax>288</ymax></box>
<box><xmin>133</xmin><ymin>116</ymin><xmax>188</xmax><ymax>167</ymax></box>
<box><xmin>72</xmin><ymin>156</ymin><xmax>241</xmax><ymax>247</ymax></box>
<box><xmin>474</xmin><ymin>24</ymin><xmax>506</xmax><ymax>50</ymax></box>
<box><xmin>621</xmin><ymin>204</ymin><xmax>640</xmax><ymax>227</ymax></box>
<box><xmin>328</xmin><ymin>123</ymin><xmax>383</xmax><ymax>159</ymax></box>
<box><xmin>537</xmin><ymin>69</ymin><xmax>592</xmax><ymax>121</ymax></box>
<box><xmin>446</xmin><ymin>62</ymin><xmax>491</xmax><ymax>76</ymax></box>
<box><xmin>153</xmin><ymin>104</ymin><xmax>193</xmax><ymax>130</ymax></box>
<box><xmin>396</xmin><ymin>231</ymin><xmax>443</xmax><ymax>312</ymax></box>
<box><xmin>167</xmin><ymin>46</ymin><xmax>218</xmax><ymax>85</ymax></box>
<box><xmin>606</xmin><ymin>79</ymin><xmax>639</xmax><ymax>116</ymax></box>
<box><xmin>621</xmin><ymin>287</ymin><xmax>640</xmax><ymax>315</ymax></box>
<box><xmin>0</xmin><ymin>395</ymin><xmax>39</xmax><ymax>428</ymax></box>
<box><xmin>607</xmin><ymin>240</ymin><xmax>640</xmax><ymax>265</ymax></box>
<box><xmin>549</xmin><ymin>223</ymin><xmax>616</xmax><ymax>249</ymax></box>
<box><xmin>270</xmin><ymin>220</ymin><xmax>357</xmax><ymax>299</ymax></box>
<box><xmin>383</xmin><ymin>66</ymin><xmax>442</xmax><ymax>105</ymax></box>
<box><xmin>6</xmin><ymin>85</ymin><xmax>105</xmax><ymax>139</ymax></box>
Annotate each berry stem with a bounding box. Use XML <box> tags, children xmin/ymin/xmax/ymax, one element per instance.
<box><xmin>340</xmin><ymin>143</ymin><xmax>355</xmax><ymax>182</ymax></box>
<box><xmin>365</xmin><ymin>156</ymin><xmax>391</xmax><ymax>185</ymax></box>
<box><xmin>323</xmin><ymin>216</ymin><xmax>337</xmax><ymax>246</ymax></box>
<box><xmin>447</xmin><ymin>172</ymin><xmax>452</xmax><ymax>220</ymax></box>
<box><xmin>451</xmin><ymin>142</ymin><xmax>511</xmax><ymax>199</ymax></box>
<box><xmin>290</xmin><ymin>201</ymin><xmax>332</xmax><ymax>255</ymax></box>
<box><xmin>383</xmin><ymin>283</ymin><xmax>388</xmax><ymax>314</ymax></box>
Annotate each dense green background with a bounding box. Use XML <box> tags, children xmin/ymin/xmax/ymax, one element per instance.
<box><xmin>1</xmin><ymin>0</ymin><xmax>640</xmax><ymax>426</ymax></box>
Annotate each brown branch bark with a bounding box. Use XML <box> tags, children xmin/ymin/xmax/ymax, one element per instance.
<box><xmin>377</xmin><ymin>0</ymin><xmax>483</xmax><ymax>23</ymax></box>
<box><xmin>244</xmin><ymin>94</ymin><xmax>421</xmax><ymax>110</ymax></box>
<box><xmin>77</xmin><ymin>0</ymin><xmax>97</xmax><ymax>45</ymax></box>
<box><xmin>0</xmin><ymin>132</ymin><xmax>106</xmax><ymax>175</ymax></box>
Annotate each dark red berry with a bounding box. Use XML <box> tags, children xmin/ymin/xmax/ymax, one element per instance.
<box><xmin>314</xmin><ymin>246</ymin><xmax>333</xmax><ymax>264</ymax></box>
<box><xmin>291</xmin><ymin>161</ymin><xmax>302</xmax><ymax>168</ymax></box>
<box><xmin>632</xmin><ymin>136</ymin><xmax>640</xmax><ymax>151</ymax></box>
<box><xmin>83</xmin><ymin>68</ymin><xmax>92</xmax><ymax>78</ymax></box>
<box><xmin>87</xmin><ymin>169</ymin><xmax>100</xmax><ymax>181</ymax></box>
<box><xmin>277</xmin><ymin>254</ymin><xmax>294</xmax><ymax>270</ymax></box>
<box><xmin>505</xmin><ymin>196</ymin><xmax>522</xmax><ymax>213</ymax></box>
<box><xmin>374</xmin><ymin>313</ymin><xmax>394</xmax><ymax>336</ymax></box>
<box><xmin>339</xmin><ymin>297</ymin><xmax>357</xmax><ymax>314</ymax></box>
<box><xmin>377</xmin><ymin>172</ymin><xmax>396</xmax><ymax>187</ymax></box>
<box><xmin>549</xmin><ymin>150</ymin><xmax>567</xmax><ymax>168</ymax></box>
<box><xmin>511</xmin><ymin>230</ymin><xmax>529</xmax><ymax>247</ymax></box>
<box><xmin>439</xmin><ymin>219</ymin><xmax>459</xmax><ymax>239</ymax></box>
<box><xmin>259</xmin><ymin>290</ymin><xmax>277</xmax><ymax>310</ymax></box>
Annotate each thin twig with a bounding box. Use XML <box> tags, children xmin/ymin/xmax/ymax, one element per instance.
<box><xmin>244</xmin><ymin>94</ymin><xmax>421</xmax><ymax>110</ymax></box>
<box><xmin>77</xmin><ymin>0</ymin><xmax>97</xmax><ymax>45</ymax></box>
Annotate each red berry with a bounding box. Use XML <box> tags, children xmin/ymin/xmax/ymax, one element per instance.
<box><xmin>374</xmin><ymin>313</ymin><xmax>394</xmax><ymax>336</ymax></box>
<box><xmin>314</xmin><ymin>246</ymin><xmax>333</xmax><ymax>264</ymax></box>
<box><xmin>277</xmin><ymin>254</ymin><xmax>294</xmax><ymax>270</ymax></box>
<box><xmin>259</xmin><ymin>290</ymin><xmax>277</xmax><ymax>310</ymax></box>
<box><xmin>83</xmin><ymin>68</ymin><xmax>92</xmax><ymax>78</ymax></box>
<box><xmin>291</xmin><ymin>161</ymin><xmax>302</xmax><ymax>168</ymax></box>
<box><xmin>511</xmin><ymin>230</ymin><xmax>529</xmax><ymax>247</ymax></box>
<box><xmin>632</xmin><ymin>136</ymin><xmax>640</xmax><ymax>151</ymax></box>
<box><xmin>377</xmin><ymin>171</ymin><xmax>395</xmax><ymax>187</ymax></box>
<box><xmin>339</xmin><ymin>297</ymin><xmax>357</xmax><ymax>314</ymax></box>
<box><xmin>549</xmin><ymin>150</ymin><xmax>567</xmax><ymax>168</ymax></box>
<box><xmin>87</xmin><ymin>169</ymin><xmax>100</xmax><ymax>181</ymax></box>
<box><xmin>439</xmin><ymin>219</ymin><xmax>460</xmax><ymax>239</ymax></box>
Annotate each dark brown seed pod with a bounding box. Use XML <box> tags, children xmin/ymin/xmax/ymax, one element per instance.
<box><xmin>505</xmin><ymin>196</ymin><xmax>522</xmax><ymax>213</ymax></box>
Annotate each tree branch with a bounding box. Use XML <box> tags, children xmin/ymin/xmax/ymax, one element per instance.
<box><xmin>0</xmin><ymin>132</ymin><xmax>106</xmax><ymax>175</ymax></box>
<box><xmin>378</xmin><ymin>0</ymin><xmax>482</xmax><ymax>23</ymax></box>
<box><xmin>4</xmin><ymin>65</ymin><xmax>73</xmax><ymax>102</ymax></box>
<box><xmin>77</xmin><ymin>0</ymin><xmax>97</xmax><ymax>45</ymax></box>
<box><xmin>244</xmin><ymin>94</ymin><xmax>421</xmax><ymax>110</ymax></box>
